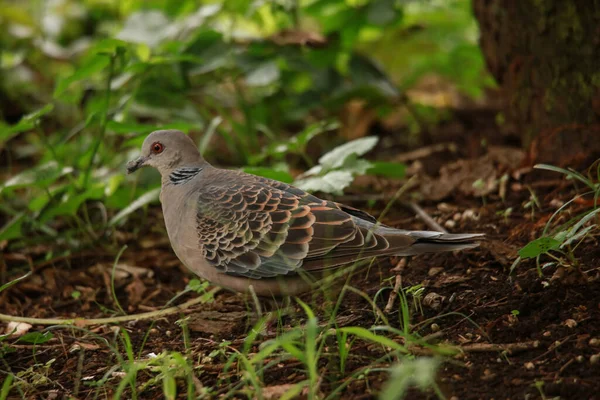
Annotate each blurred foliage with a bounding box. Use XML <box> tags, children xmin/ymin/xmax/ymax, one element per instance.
<box><xmin>0</xmin><ymin>0</ymin><xmax>490</xmax><ymax>248</ymax></box>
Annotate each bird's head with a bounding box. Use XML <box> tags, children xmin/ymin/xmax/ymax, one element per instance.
<box><xmin>126</xmin><ymin>130</ymin><xmax>203</xmax><ymax>176</ymax></box>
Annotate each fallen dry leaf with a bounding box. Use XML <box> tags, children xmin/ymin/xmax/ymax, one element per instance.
<box><xmin>125</xmin><ymin>277</ymin><xmax>147</xmax><ymax>307</ymax></box>
<box><xmin>261</xmin><ymin>383</ymin><xmax>299</xmax><ymax>400</ymax></box>
<box><xmin>4</xmin><ymin>321</ymin><xmax>32</xmax><ymax>337</ymax></box>
<box><xmin>420</xmin><ymin>146</ymin><xmax>525</xmax><ymax>201</ymax></box>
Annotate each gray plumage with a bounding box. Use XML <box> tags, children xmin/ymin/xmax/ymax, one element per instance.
<box><xmin>127</xmin><ymin>130</ymin><xmax>483</xmax><ymax>296</ymax></box>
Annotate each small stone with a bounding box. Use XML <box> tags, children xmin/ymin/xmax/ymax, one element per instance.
<box><xmin>428</xmin><ymin>267</ymin><xmax>444</xmax><ymax>277</ymax></box>
<box><xmin>549</xmin><ymin>199</ymin><xmax>564</xmax><ymax>209</ymax></box>
<box><xmin>431</xmin><ymin>323</ymin><xmax>440</xmax><ymax>332</ymax></box>
<box><xmin>481</xmin><ymin>369</ymin><xmax>496</xmax><ymax>380</ymax></box>
<box><xmin>576</xmin><ymin>356</ymin><xmax>585</xmax><ymax>363</ymax></box>
<box><xmin>589</xmin><ymin>338</ymin><xmax>600</xmax><ymax>346</ymax></box>
<box><xmin>69</xmin><ymin>343</ymin><xmax>82</xmax><ymax>353</ymax></box>
<box><xmin>524</xmin><ymin>362</ymin><xmax>535</xmax><ymax>370</ymax></box>
<box><xmin>462</xmin><ymin>209</ymin><xmax>479</xmax><ymax>221</ymax></box>
<box><xmin>437</xmin><ymin>203</ymin><xmax>453</xmax><ymax>212</ymax></box>
<box><xmin>444</xmin><ymin>220</ymin><xmax>456</xmax><ymax>229</ymax></box>
<box><xmin>591</xmin><ymin>354</ymin><xmax>600</xmax><ymax>364</ymax></box>
<box><xmin>564</xmin><ymin>319</ymin><xmax>577</xmax><ymax>328</ymax></box>
<box><xmin>166</xmin><ymin>330</ymin><xmax>172</xmax><ymax>337</ymax></box>
<box><xmin>453</xmin><ymin>213</ymin><xmax>462</xmax><ymax>221</ymax></box>
<box><xmin>543</xmin><ymin>331</ymin><xmax>552</xmax><ymax>337</ymax></box>
<box><xmin>423</xmin><ymin>292</ymin><xmax>446</xmax><ymax>311</ymax></box>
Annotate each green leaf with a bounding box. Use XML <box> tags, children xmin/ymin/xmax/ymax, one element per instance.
<box><xmin>245</xmin><ymin>61</ymin><xmax>280</xmax><ymax>86</ymax></box>
<box><xmin>0</xmin><ymin>213</ymin><xmax>26</xmax><ymax>241</ymax></box>
<box><xmin>318</xmin><ymin>136</ymin><xmax>379</xmax><ymax>171</ymax></box>
<box><xmin>109</xmin><ymin>187</ymin><xmax>160</xmax><ymax>226</ymax></box>
<box><xmin>162</xmin><ymin>374</ymin><xmax>176</xmax><ymax>400</ymax></box>
<box><xmin>54</xmin><ymin>54</ymin><xmax>111</xmax><ymax>97</ymax></box>
<box><xmin>562</xmin><ymin>225</ymin><xmax>596</xmax><ymax>248</ymax></box>
<box><xmin>105</xmin><ymin>175</ymin><xmax>124</xmax><ymax>197</ymax></box>
<box><xmin>380</xmin><ymin>358</ymin><xmax>440</xmax><ymax>400</ymax></box>
<box><xmin>0</xmin><ymin>373</ymin><xmax>13</xmax><ymax>400</ymax></box>
<box><xmin>340</xmin><ymin>154</ymin><xmax>373</xmax><ymax>175</ymax></box>
<box><xmin>567</xmin><ymin>208</ymin><xmax>600</xmax><ymax>238</ymax></box>
<box><xmin>279</xmin><ymin>383</ymin><xmax>306</xmax><ymax>400</ymax></box>
<box><xmin>117</xmin><ymin>10</ymin><xmax>171</xmax><ymax>48</ymax></box>
<box><xmin>367</xmin><ymin>0</ymin><xmax>401</xmax><ymax>26</ymax></box>
<box><xmin>41</xmin><ymin>185</ymin><xmax>105</xmax><ymax>222</ymax></box>
<box><xmin>0</xmin><ymin>104</ymin><xmax>54</xmax><ymax>142</ymax></box>
<box><xmin>106</xmin><ymin>121</ymin><xmax>159</xmax><ymax>134</ymax></box>
<box><xmin>243</xmin><ymin>167</ymin><xmax>293</xmax><ymax>183</ymax></box>
<box><xmin>534</xmin><ymin>164</ymin><xmax>593</xmax><ymax>188</ymax></box>
<box><xmin>1</xmin><ymin>162</ymin><xmax>73</xmax><ymax>193</ymax></box>
<box><xmin>199</xmin><ymin>116</ymin><xmax>222</xmax><ymax>156</ymax></box>
<box><xmin>294</xmin><ymin>120</ymin><xmax>340</xmax><ymax>148</ymax></box>
<box><xmin>28</xmin><ymin>185</ymin><xmax>68</xmax><ymax>212</ymax></box>
<box><xmin>367</xmin><ymin>161</ymin><xmax>406</xmax><ymax>178</ymax></box>
<box><xmin>17</xmin><ymin>331</ymin><xmax>54</xmax><ymax>344</ymax></box>
<box><xmin>339</xmin><ymin>327</ymin><xmax>406</xmax><ymax>352</ymax></box>
<box><xmin>0</xmin><ymin>271</ymin><xmax>31</xmax><ymax>294</ymax></box>
<box><xmin>110</xmin><ymin>121</ymin><xmax>200</xmax><ymax>136</ymax></box>
<box><xmin>518</xmin><ymin>237</ymin><xmax>562</xmax><ymax>259</ymax></box>
<box><xmin>294</xmin><ymin>171</ymin><xmax>354</xmax><ymax>195</ymax></box>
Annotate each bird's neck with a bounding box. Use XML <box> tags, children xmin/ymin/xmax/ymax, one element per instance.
<box><xmin>162</xmin><ymin>163</ymin><xmax>207</xmax><ymax>186</ymax></box>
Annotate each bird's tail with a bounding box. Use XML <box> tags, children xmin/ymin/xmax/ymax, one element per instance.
<box><xmin>375</xmin><ymin>226</ymin><xmax>484</xmax><ymax>256</ymax></box>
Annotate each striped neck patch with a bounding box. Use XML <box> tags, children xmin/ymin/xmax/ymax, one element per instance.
<box><xmin>169</xmin><ymin>167</ymin><xmax>203</xmax><ymax>185</ymax></box>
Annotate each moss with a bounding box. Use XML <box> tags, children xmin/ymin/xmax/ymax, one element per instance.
<box><xmin>591</xmin><ymin>72</ymin><xmax>600</xmax><ymax>88</ymax></box>
<box><xmin>477</xmin><ymin>0</ymin><xmax>600</xmax><ymax>149</ymax></box>
<box><xmin>555</xmin><ymin>3</ymin><xmax>583</xmax><ymax>41</ymax></box>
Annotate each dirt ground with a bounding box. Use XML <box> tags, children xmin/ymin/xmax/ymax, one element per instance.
<box><xmin>2</xmin><ymin>113</ymin><xmax>600</xmax><ymax>399</ymax></box>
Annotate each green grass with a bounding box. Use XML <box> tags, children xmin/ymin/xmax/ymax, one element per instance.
<box><xmin>511</xmin><ymin>160</ymin><xmax>600</xmax><ymax>276</ymax></box>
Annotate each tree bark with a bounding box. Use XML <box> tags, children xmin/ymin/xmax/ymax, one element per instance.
<box><xmin>473</xmin><ymin>0</ymin><xmax>600</xmax><ymax>166</ymax></box>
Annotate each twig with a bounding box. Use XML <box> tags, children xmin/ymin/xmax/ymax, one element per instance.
<box><xmin>532</xmin><ymin>335</ymin><xmax>574</xmax><ymax>361</ymax></box>
<box><xmin>83</xmin><ymin>53</ymin><xmax>116</xmax><ymax>188</ymax></box>
<box><xmin>459</xmin><ymin>340</ymin><xmax>539</xmax><ymax>354</ymax></box>
<box><xmin>393</xmin><ymin>142</ymin><xmax>457</xmax><ymax>163</ymax></box>
<box><xmin>409</xmin><ymin>340</ymin><xmax>540</xmax><ymax>356</ymax></box>
<box><xmin>407</xmin><ymin>202</ymin><xmax>447</xmax><ymax>233</ymax></box>
<box><xmin>384</xmin><ymin>275</ymin><xmax>403</xmax><ymax>314</ymax></box>
<box><xmin>0</xmin><ymin>288</ymin><xmax>220</xmax><ymax>326</ymax></box>
<box><xmin>398</xmin><ymin>95</ymin><xmax>433</xmax><ymax>144</ymax></box>
<box><xmin>384</xmin><ymin>258</ymin><xmax>408</xmax><ymax>313</ymax></box>
<box><xmin>420</xmin><ymin>330</ymin><xmax>445</xmax><ymax>343</ymax></box>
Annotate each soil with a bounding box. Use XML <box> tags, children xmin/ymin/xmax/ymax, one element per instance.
<box><xmin>2</xmin><ymin>114</ymin><xmax>600</xmax><ymax>399</ymax></box>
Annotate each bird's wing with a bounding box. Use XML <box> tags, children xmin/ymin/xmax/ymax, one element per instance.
<box><xmin>192</xmin><ymin>173</ymin><xmax>416</xmax><ymax>279</ymax></box>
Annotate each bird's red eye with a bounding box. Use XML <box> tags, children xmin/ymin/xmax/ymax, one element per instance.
<box><xmin>151</xmin><ymin>142</ymin><xmax>164</xmax><ymax>154</ymax></box>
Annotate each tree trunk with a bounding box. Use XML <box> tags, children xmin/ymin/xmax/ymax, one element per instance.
<box><xmin>473</xmin><ymin>0</ymin><xmax>600</xmax><ymax>166</ymax></box>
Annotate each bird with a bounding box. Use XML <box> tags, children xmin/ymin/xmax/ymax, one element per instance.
<box><xmin>127</xmin><ymin>130</ymin><xmax>483</xmax><ymax>297</ymax></box>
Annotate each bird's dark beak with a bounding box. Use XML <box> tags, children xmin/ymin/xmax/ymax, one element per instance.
<box><xmin>126</xmin><ymin>156</ymin><xmax>147</xmax><ymax>174</ymax></box>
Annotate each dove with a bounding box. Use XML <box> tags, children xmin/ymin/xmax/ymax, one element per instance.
<box><xmin>127</xmin><ymin>130</ymin><xmax>482</xmax><ymax>297</ymax></box>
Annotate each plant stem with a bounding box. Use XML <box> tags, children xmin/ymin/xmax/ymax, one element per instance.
<box><xmin>111</xmin><ymin>245</ymin><xmax>128</xmax><ymax>315</ymax></box>
<box><xmin>0</xmin><ymin>288</ymin><xmax>220</xmax><ymax>326</ymax></box>
<box><xmin>83</xmin><ymin>53</ymin><xmax>116</xmax><ymax>189</ymax></box>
